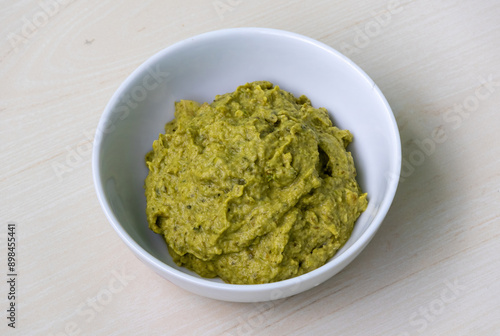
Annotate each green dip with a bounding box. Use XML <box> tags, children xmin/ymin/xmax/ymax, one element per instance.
<box><xmin>144</xmin><ymin>81</ymin><xmax>367</xmax><ymax>284</ymax></box>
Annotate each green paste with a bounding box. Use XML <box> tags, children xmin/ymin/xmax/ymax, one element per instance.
<box><xmin>144</xmin><ymin>81</ymin><xmax>367</xmax><ymax>284</ymax></box>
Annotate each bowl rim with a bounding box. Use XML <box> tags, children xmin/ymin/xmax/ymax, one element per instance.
<box><xmin>92</xmin><ymin>27</ymin><xmax>401</xmax><ymax>295</ymax></box>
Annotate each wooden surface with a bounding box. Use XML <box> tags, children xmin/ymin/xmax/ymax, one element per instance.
<box><xmin>1</xmin><ymin>0</ymin><xmax>499</xmax><ymax>335</ymax></box>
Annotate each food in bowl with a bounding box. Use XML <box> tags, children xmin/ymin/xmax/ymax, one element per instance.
<box><xmin>144</xmin><ymin>81</ymin><xmax>368</xmax><ymax>284</ymax></box>
<box><xmin>94</xmin><ymin>28</ymin><xmax>402</xmax><ymax>301</ymax></box>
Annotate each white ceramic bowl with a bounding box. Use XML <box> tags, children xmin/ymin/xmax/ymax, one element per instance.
<box><xmin>92</xmin><ymin>28</ymin><xmax>401</xmax><ymax>302</ymax></box>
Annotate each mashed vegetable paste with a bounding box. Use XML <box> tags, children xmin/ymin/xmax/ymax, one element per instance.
<box><xmin>144</xmin><ymin>81</ymin><xmax>367</xmax><ymax>284</ymax></box>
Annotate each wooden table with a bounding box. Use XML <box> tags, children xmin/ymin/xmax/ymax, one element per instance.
<box><xmin>2</xmin><ymin>1</ymin><xmax>499</xmax><ymax>335</ymax></box>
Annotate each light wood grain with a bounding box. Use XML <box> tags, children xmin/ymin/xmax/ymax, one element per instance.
<box><xmin>1</xmin><ymin>0</ymin><xmax>499</xmax><ymax>335</ymax></box>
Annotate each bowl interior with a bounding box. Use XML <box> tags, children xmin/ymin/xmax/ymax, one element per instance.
<box><xmin>94</xmin><ymin>28</ymin><xmax>400</xmax><ymax>288</ymax></box>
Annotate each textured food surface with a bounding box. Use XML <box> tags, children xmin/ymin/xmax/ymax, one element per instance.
<box><xmin>144</xmin><ymin>81</ymin><xmax>368</xmax><ymax>284</ymax></box>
